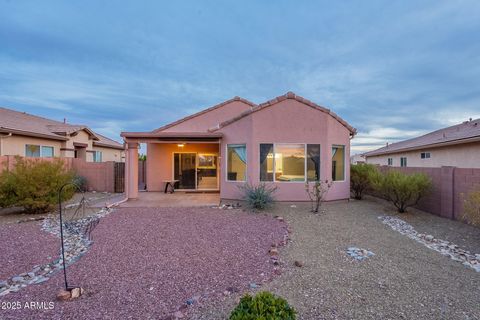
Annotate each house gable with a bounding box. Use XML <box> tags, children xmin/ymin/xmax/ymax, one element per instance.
<box><xmin>210</xmin><ymin>92</ymin><xmax>356</xmax><ymax>136</ymax></box>
<box><xmin>153</xmin><ymin>97</ymin><xmax>256</xmax><ymax>133</ymax></box>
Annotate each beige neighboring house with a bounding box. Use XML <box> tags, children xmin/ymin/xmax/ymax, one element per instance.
<box><xmin>364</xmin><ymin>118</ymin><xmax>480</xmax><ymax>168</ymax></box>
<box><xmin>0</xmin><ymin>107</ymin><xmax>124</xmax><ymax>162</ymax></box>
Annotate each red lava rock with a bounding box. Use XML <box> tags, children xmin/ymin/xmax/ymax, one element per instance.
<box><xmin>2</xmin><ymin>207</ymin><xmax>286</xmax><ymax>319</ymax></box>
<box><xmin>0</xmin><ymin>222</ymin><xmax>58</xmax><ymax>279</ymax></box>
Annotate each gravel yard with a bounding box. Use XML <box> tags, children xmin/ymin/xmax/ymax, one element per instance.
<box><xmin>0</xmin><ymin>207</ymin><xmax>287</xmax><ymax>319</ymax></box>
<box><xmin>194</xmin><ymin>198</ymin><xmax>480</xmax><ymax>320</ymax></box>
<box><xmin>1</xmin><ymin>198</ymin><xmax>479</xmax><ymax>319</ymax></box>
<box><xmin>0</xmin><ymin>221</ymin><xmax>58</xmax><ymax>280</ymax></box>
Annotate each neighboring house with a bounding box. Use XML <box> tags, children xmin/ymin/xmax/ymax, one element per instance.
<box><xmin>364</xmin><ymin>118</ymin><xmax>480</xmax><ymax>168</ymax></box>
<box><xmin>0</xmin><ymin>107</ymin><xmax>124</xmax><ymax>162</ymax></box>
<box><xmin>350</xmin><ymin>154</ymin><xmax>365</xmax><ymax>164</ymax></box>
<box><xmin>121</xmin><ymin>92</ymin><xmax>356</xmax><ymax>201</ymax></box>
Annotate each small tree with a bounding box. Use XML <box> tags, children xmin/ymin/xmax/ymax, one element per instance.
<box><xmin>239</xmin><ymin>183</ymin><xmax>277</xmax><ymax>210</ymax></box>
<box><xmin>372</xmin><ymin>170</ymin><xmax>431</xmax><ymax>213</ymax></box>
<box><xmin>0</xmin><ymin>157</ymin><xmax>75</xmax><ymax>213</ymax></box>
<box><xmin>305</xmin><ymin>180</ymin><xmax>333</xmax><ymax>213</ymax></box>
<box><xmin>462</xmin><ymin>188</ymin><xmax>480</xmax><ymax>227</ymax></box>
<box><xmin>350</xmin><ymin>163</ymin><xmax>377</xmax><ymax>200</ymax></box>
<box><xmin>230</xmin><ymin>291</ymin><xmax>296</xmax><ymax>320</ymax></box>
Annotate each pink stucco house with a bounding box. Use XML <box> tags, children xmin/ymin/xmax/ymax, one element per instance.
<box><xmin>121</xmin><ymin>92</ymin><xmax>356</xmax><ymax>202</ymax></box>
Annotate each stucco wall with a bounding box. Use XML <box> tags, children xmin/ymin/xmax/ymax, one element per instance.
<box><xmin>161</xmin><ymin>100</ymin><xmax>252</xmax><ymax>132</ymax></box>
<box><xmin>92</xmin><ymin>146</ymin><xmax>124</xmax><ymax>162</ymax></box>
<box><xmin>146</xmin><ymin>143</ymin><xmax>220</xmax><ymax>191</ymax></box>
<box><xmin>366</xmin><ymin>142</ymin><xmax>480</xmax><ymax>168</ymax></box>
<box><xmin>0</xmin><ymin>135</ymin><xmax>62</xmax><ymax>157</ymax></box>
<box><xmin>0</xmin><ymin>132</ymin><xmax>123</xmax><ymax>163</ymax></box>
<box><xmin>218</xmin><ymin>99</ymin><xmax>351</xmax><ymax>201</ymax></box>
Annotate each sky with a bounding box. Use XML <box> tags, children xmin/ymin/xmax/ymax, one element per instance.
<box><xmin>0</xmin><ymin>1</ymin><xmax>479</xmax><ymax>155</ymax></box>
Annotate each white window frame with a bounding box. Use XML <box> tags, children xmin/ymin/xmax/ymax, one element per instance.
<box><xmin>332</xmin><ymin>144</ymin><xmax>346</xmax><ymax>182</ymax></box>
<box><xmin>400</xmin><ymin>157</ymin><xmax>407</xmax><ymax>167</ymax></box>
<box><xmin>226</xmin><ymin>144</ymin><xmax>247</xmax><ymax>182</ymax></box>
<box><xmin>387</xmin><ymin>158</ymin><xmax>393</xmax><ymax>166</ymax></box>
<box><xmin>93</xmin><ymin>150</ymin><xmax>103</xmax><ymax>162</ymax></box>
<box><xmin>420</xmin><ymin>152</ymin><xmax>431</xmax><ymax>159</ymax></box>
<box><xmin>25</xmin><ymin>144</ymin><xmax>55</xmax><ymax>158</ymax></box>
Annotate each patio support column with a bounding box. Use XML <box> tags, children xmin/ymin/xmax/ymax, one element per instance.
<box><xmin>126</xmin><ymin>142</ymin><xmax>139</xmax><ymax>199</ymax></box>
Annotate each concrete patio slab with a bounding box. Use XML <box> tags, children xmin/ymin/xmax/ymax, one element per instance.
<box><xmin>119</xmin><ymin>191</ymin><xmax>220</xmax><ymax>207</ymax></box>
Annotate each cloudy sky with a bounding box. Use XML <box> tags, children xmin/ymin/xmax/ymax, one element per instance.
<box><xmin>1</xmin><ymin>1</ymin><xmax>479</xmax><ymax>154</ymax></box>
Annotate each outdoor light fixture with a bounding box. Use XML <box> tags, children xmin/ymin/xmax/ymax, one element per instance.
<box><xmin>177</xmin><ymin>143</ymin><xmax>185</xmax><ymax>147</ymax></box>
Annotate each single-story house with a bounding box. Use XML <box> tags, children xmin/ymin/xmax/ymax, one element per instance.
<box><xmin>121</xmin><ymin>92</ymin><xmax>356</xmax><ymax>201</ymax></box>
<box><xmin>364</xmin><ymin>118</ymin><xmax>480</xmax><ymax>168</ymax></box>
<box><xmin>0</xmin><ymin>107</ymin><xmax>125</xmax><ymax>162</ymax></box>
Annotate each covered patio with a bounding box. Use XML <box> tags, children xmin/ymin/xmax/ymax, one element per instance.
<box><xmin>120</xmin><ymin>131</ymin><xmax>223</xmax><ymax>200</ymax></box>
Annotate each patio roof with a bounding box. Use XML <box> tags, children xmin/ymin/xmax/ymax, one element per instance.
<box><xmin>120</xmin><ymin>131</ymin><xmax>223</xmax><ymax>142</ymax></box>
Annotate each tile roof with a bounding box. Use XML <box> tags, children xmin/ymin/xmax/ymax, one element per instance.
<box><xmin>0</xmin><ymin>107</ymin><xmax>123</xmax><ymax>149</ymax></box>
<box><xmin>364</xmin><ymin>118</ymin><xmax>480</xmax><ymax>156</ymax></box>
<box><xmin>152</xmin><ymin>96</ymin><xmax>256</xmax><ymax>133</ymax></box>
<box><xmin>209</xmin><ymin>92</ymin><xmax>357</xmax><ymax>135</ymax></box>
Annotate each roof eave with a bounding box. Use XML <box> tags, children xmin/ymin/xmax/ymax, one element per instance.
<box><xmin>0</xmin><ymin>127</ymin><xmax>69</xmax><ymax>141</ymax></box>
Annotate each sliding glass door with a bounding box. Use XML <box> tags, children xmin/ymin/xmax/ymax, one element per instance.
<box><xmin>173</xmin><ymin>153</ymin><xmax>218</xmax><ymax>190</ymax></box>
<box><xmin>174</xmin><ymin>153</ymin><xmax>196</xmax><ymax>189</ymax></box>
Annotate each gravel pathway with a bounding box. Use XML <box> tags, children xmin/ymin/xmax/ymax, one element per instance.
<box><xmin>195</xmin><ymin>199</ymin><xmax>480</xmax><ymax>320</ymax></box>
<box><xmin>0</xmin><ymin>207</ymin><xmax>286</xmax><ymax>319</ymax></box>
<box><xmin>0</xmin><ymin>222</ymin><xmax>58</xmax><ymax>280</ymax></box>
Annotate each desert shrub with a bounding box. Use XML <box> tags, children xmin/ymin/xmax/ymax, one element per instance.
<box><xmin>462</xmin><ymin>188</ymin><xmax>480</xmax><ymax>227</ymax></box>
<box><xmin>350</xmin><ymin>163</ymin><xmax>378</xmax><ymax>200</ymax></box>
<box><xmin>305</xmin><ymin>180</ymin><xmax>333</xmax><ymax>213</ymax></box>
<box><xmin>239</xmin><ymin>183</ymin><xmax>277</xmax><ymax>210</ymax></box>
<box><xmin>229</xmin><ymin>291</ymin><xmax>296</xmax><ymax>320</ymax></box>
<box><xmin>73</xmin><ymin>175</ymin><xmax>88</xmax><ymax>192</ymax></box>
<box><xmin>372</xmin><ymin>170</ymin><xmax>431</xmax><ymax>213</ymax></box>
<box><xmin>0</xmin><ymin>157</ymin><xmax>75</xmax><ymax>213</ymax></box>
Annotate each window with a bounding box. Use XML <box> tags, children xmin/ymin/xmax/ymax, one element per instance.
<box><xmin>400</xmin><ymin>157</ymin><xmax>407</xmax><ymax>167</ymax></box>
<box><xmin>387</xmin><ymin>158</ymin><xmax>393</xmax><ymax>166</ymax></box>
<box><xmin>260</xmin><ymin>143</ymin><xmax>320</xmax><ymax>182</ymax></box>
<box><xmin>93</xmin><ymin>151</ymin><xmax>103</xmax><ymax>162</ymax></box>
<box><xmin>25</xmin><ymin>145</ymin><xmax>40</xmax><ymax>157</ymax></box>
<box><xmin>260</xmin><ymin>144</ymin><xmax>274</xmax><ymax>181</ymax></box>
<box><xmin>274</xmin><ymin>144</ymin><xmax>305</xmax><ymax>182</ymax></box>
<box><xmin>227</xmin><ymin>144</ymin><xmax>246</xmax><ymax>181</ymax></box>
<box><xmin>307</xmin><ymin>144</ymin><xmax>320</xmax><ymax>181</ymax></box>
<box><xmin>421</xmin><ymin>152</ymin><xmax>431</xmax><ymax>159</ymax></box>
<box><xmin>332</xmin><ymin>145</ymin><xmax>345</xmax><ymax>181</ymax></box>
<box><xmin>41</xmin><ymin>146</ymin><xmax>54</xmax><ymax>157</ymax></box>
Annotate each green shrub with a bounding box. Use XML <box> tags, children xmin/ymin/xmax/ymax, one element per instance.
<box><xmin>350</xmin><ymin>163</ymin><xmax>378</xmax><ymax>200</ymax></box>
<box><xmin>462</xmin><ymin>188</ymin><xmax>480</xmax><ymax>227</ymax></box>
<box><xmin>229</xmin><ymin>291</ymin><xmax>296</xmax><ymax>320</ymax></box>
<box><xmin>372</xmin><ymin>170</ymin><xmax>431</xmax><ymax>213</ymax></box>
<box><xmin>239</xmin><ymin>183</ymin><xmax>277</xmax><ymax>210</ymax></box>
<box><xmin>73</xmin><ymin>175</ymin><xmax>88</xmax><ymax>192</ymax></box>
<box><xmin>0</xmin><ymin>157</ymin><xmax>75</xmax><ymax>213</ymax></box>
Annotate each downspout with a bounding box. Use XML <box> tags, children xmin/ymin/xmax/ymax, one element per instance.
<box><xmin>0</xmin><ymin>133</ymin><xmax>13</xmax><ymax>156</ymax></box>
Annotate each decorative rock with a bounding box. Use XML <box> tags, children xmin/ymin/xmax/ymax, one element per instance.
<box><xmin>57</xmin><ymin>289</ymin><xmax>71</xmax><ymax>301</ymax></box>
<box><xmin>173</xmin><ymin>310</ymin><xmax>184</xmax><ymax>319</ymax></box>
<box><xmin>269</xmin><ymin>248</ymin><xmax>279</xmax><ymax>256</ymax></box>
<box><xmin>379</xmin><ymin>215</ymin><xmax>480</xmax><ymax>272</ymax></box>
<box><xmin>346</xmin><ymin>247</ymin><xmax>375</xmax><ymax>260</ymax></box>
<box><xmin>275</xmin><ymin>216</ymin><xmax>284</xmax><ymax>222</ymax></box>
<box><xmin>249</xmin><ymin>283</ymin><xmax>258</xmax><ymax>289</ymax></box>
<box><xmin>294</xmin><ymin>260</ymin><xmax>304</xmax><ymax>267</ymax></box>
<box><xmin>12</xmin><ymin>276</ymin><xmax>24</xmax><ymax>282</ymax></box>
